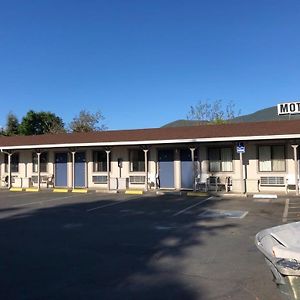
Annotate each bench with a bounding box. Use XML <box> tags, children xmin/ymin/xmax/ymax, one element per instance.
<box><xmin>31</xmin><ymin>175</ymin><xmax>54</xmax><ymax>188</ymax></box>
<box><xmin>195</xmin><ymin>176</ymin><xmax>232</xmax><ymax>192</ymax></box>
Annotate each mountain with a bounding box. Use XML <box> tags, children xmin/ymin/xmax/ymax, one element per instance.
<box><xmin>231</xmin><ymin>106</ymin><xmax>300</xmax><ymax>122</ymax></box>
<box><xmin>161</xmin><ymin>120</ymin><xmax>208</xmax><ymax>128</ymax></box>
<box><xmin>162</xmin><ymin>106</ymin><xmax>300</xmax><ymax>127</ymax></box>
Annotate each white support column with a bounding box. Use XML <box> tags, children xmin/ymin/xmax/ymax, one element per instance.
<box><xmin>71</xmin><ymin>151</ymin><xmax>76</xmax><ymax>190</ymax></box>
<box><xmin>8</xmin><ymin>153</ymin><xmax>12</xmax><ymax>189</ymax></box>
<box><xmin>200</xmin><ymin>145</ymin><xmax>209</xmax><ymax>183</ymax></box>
<box><xmin>292</xmin><ymin>145</ymin><xmax>299</xmax><ymax>195</ymax></box>
<box><xmin>144</xmin><ymin>149</ymin><xmax>149</xmax><ymax>191</ymax></box>
<box><xmin>155</xmin><ymin>158</ymin><xmax>158</xmax><ymax>190</ymax></box>
<box><xmin>37</xmin><ymin>152</ymin><xmax>41</xmax><ymax>190</ymax></box>
<box><xmin>190</xmin><ymin>148</ymin><xmax>196</xmax><ymax>191</ymax></box>
<box><xmin>106</xmin><ymin>150</ymin><xmax>111</xmax><ymax>190</ymax></box>
<box><xmin>174</xmin><ymin>148</ymin><xmax>181</xmax><ymax>190</ymax></box>
<box><xmin>85</xmin><ymin>154</ymin><xmax>89</xmax><ymax>189</ymax></box>
<box><xmin>239</xmin><ymin>152</ymin><xmax>245</xmax><ymax>194</ymax></box>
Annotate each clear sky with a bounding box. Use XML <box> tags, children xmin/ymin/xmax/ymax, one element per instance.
<box><xmin>0</xmin><ymin>0</ymin><xmax>300</xmax><ymax>130</ymax></box>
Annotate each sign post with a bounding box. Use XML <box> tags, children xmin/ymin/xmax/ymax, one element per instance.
<box><xmin>292</xmin><ymin>145</ymin><xmax>299</xmax><ymax>196</ymax></box>
<box><xmin>237</xmin><ymin>143</ymin><xmax>245</xmax><ymax>194</ymax></box>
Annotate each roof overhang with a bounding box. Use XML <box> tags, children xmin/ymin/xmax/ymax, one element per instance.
<box><xmin>0</xmin><ymin>133</ymin><xmax>299</xmax><ymax>151</ymax></box>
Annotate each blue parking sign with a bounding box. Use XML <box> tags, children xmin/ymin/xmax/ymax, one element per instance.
<box><xmin>237</xmin><ymin>143</ymin><xmax>245</xmax><ymax>153</ymax></box>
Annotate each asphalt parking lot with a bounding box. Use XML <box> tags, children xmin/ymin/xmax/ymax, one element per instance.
<box><xmin>0</xmin><ymin>190</ymin><xmax>290</xmax><ymax>300</ymax></box>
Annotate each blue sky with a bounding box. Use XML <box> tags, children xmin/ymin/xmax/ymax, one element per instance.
<box><xmin>0</xmin><ymin>0</ymin><xmax>300</xmax><ymax>130</ymax></box>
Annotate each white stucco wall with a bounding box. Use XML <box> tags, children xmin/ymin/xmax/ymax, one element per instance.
<box><xmin>0</xmin><ymin>142</ymin><xmax>298</xmax><ymax>194</ymax></box>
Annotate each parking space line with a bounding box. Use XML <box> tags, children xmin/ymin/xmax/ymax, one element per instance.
<box><xmin>172</xmin><ymin>197</ymin><xmax>213</xmax><ymax>217</ymax></box>
<box><xmin>86</xmin><ymin>199</ymin><xmax>132</xmax><ymax>212</ymax></box>
<box><xmin>282</xmin><ymin>198</ymin><xmax>289</xmax><ymax>223</ymax></box>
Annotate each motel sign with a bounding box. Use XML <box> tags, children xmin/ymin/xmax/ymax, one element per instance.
<box><xmin>277</xmin><ymin>102</ymin><xmax>300</xmax><ymax>115</ymax></box>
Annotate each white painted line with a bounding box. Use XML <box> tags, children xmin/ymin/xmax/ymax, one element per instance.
<box><xmin>12</xmin><ymin>194</ymin><xmax>82</xmax><ymax>208</ymax></box>
<box><xmin>199</xmin><ymin>209</ymin><xmax>248</xmax><ymax>219</ymax></box>
<box><xmin>239</xmin><ymin>211</ymin><xmax>248</xmax><ymax>219</ymax></box>
<box><xmin>173</xmin><ymin>197</ymin><xmax>213</xmax><ymax>217</ymax></box>
<box><xmin>253</xmin><ymin>194</ymin><xmax>277</xmax><ymax>199</ymax></box>
<box><xmin>253</xmin><ymin>198</ymin><xmax>271</xmax><ymax>203</ymax></box>
<box><xmin>86</xmin><ymin>199</ymin><xmax>132</xmax><ymax>212</ymax></box>
<box><xmin>282</xmin><ymin>198</ymin><xmax>290</xmax><ymax>223</ymax></box>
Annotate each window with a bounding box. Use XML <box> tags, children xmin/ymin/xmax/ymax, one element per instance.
<box><xmin>258</xmin><ymin>145</ymin><xmax>285</xmax><ymax>172</ymax></box>
<box><xmin>32</xmin><ymin>152</ymin><xmax>48</xmax><ymax>173</ymax></box>
<box><xmin>4</xmin><ymin>153</ymin><xmax>19</xmax><ymax>173</ymax></box>
<box><xmin>11</xmin><ymin>153</ymin><xmax>19</xmax><ymax>172</ymax></box>
<box><xmin>93</xmin><ymin>151</ymin><xmax>108</xmax><ymax>172</ymax></box>
<box><xmin>129</xmin><ymin>149</ymin><xmax>145</xmax><ymax>172</ymax></box>
<box><xmin>208</xmin><ymin>148</ymin><xmax>233</xmax><ymax>172</ymax></box>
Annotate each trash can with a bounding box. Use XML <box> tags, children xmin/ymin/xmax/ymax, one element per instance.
<box><xmin>255</xmin><ymin>221</ymin><xmax>300</xmax><ymax>300</ymax></box>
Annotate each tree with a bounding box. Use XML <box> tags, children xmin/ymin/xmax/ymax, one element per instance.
<box><xmin>0</xmin><ymin>127</ymin><xmax>5</xmax><ymax>136</ymax></box>
<box><xmin>5</xmin><ymin>112</ymin><xmax>20</xmax><ymax>136</ymax></box>
<box><xmin>19</xmin><ymin>110</ymin><xmax>65</xmax><ymax>135</ymax></box>
<box><xmin>69</xmin><ymin>110</ymin><xmax>107</xmax><ymax>133</ymax></box>
<box><xmin>187</xmin><ymin>100</ymin><xmax>240</xmax><ymax>124</ymax></box>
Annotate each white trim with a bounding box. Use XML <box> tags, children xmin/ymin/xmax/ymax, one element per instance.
<box><xmin>1</xmin><ymin>133</ymin><xmax>300</xmax><ymax>150</ymax></box>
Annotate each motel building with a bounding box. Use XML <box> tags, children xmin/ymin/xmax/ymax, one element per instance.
<box><xmin>1</xmin><ymin>119</ymin><xmax>300</xmax><ymax>196</ymax></box>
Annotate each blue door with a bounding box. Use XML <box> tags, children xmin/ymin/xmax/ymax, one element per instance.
<box><xmin>55</xmin><ymin>153</ymin><xmax>68</xmax><ymax>187</ymax></box>
<box><xmin>158</xmin><ymin>150</ymin><xmax>174</xmax><ymax>188</ymax></box>
<box><xmin>180</xmin><ymin>149</ymin><xmax>193</xmax><ymax>189</ymax></box>
<box><xmin>75</xmin><ymin>152</ymin><xmax>86</xmax><ymax>188</ymax></box>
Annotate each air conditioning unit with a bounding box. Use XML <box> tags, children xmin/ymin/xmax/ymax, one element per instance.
<box><xmin>129</xmin><ymin>176</ymin><xmax>145</xmax><ymax>184</ymax></box>
<box><xmin>92</xmin><ymin>175</ymin><xmax>108</xmax><ymax>184</ymax></box>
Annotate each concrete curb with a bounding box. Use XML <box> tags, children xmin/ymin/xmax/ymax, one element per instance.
<box><xmin>125</xmin><ymin>189</ymin><xmax>144</xmax><ymax>195</ymax></box>
<box><xmin>9</xmin><ymin>188</ymin><xmax>23</xmax><ymax>192</ymax></box>
<box><xmin>25</xmin><ymin>188</ymin><xmax>39</xmax><ymax>192</ymax></box>
<box><xmin>53</xmin><ymin>188</ymin><xmax>69</xmax><ymax>193</ymax></box>
<box><xmin>187</xmin><ymin>192</ymin><xmax>208</xmax><ymax>197</ymax></box>
<box><xmin>72</xmin><ymin>189</ymin><xmax>88</xmax><ymax>193</ymax></box>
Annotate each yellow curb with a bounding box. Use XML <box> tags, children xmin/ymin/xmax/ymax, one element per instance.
<box><xmin>187</xmin><ymin>192</ymin><xmax>208</xmax><ymax>197</ymax></box>
<box><xmin>72</xmin><ymin>189</ymin><xmax>88</xmax><ymax>193</ymax></box>
<box><xmin>53</xmin><ymin>188</ymin><xmax>69</xmax><ymax>193</ymax></box>
<box><xmin>25</xmin><ymin>188</ymin><xmax>39</xmax><ymax>192</ymax></box>
<box><xmin>10</xmin><ymin>187</ymin><xmax>23</xmax><ymax>192</ymax></box>
<box><xmin>125</xmin><ymin>189</ymin><xmax>144</xmax><ymax>195</ymax></box>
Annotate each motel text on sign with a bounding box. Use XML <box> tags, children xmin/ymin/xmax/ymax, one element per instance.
<box><xmin>277</xmin><ymin>102</ymin><xmax>300</xmax><ymax>115</ymax></box>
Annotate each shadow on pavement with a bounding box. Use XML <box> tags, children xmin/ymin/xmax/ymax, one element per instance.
<box><xmin>0</xmin><ymin>196</ymin><xmax>236</xmax><ymax>300</ymax></box>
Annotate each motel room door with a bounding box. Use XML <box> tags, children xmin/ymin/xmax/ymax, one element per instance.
<box><xmin>158</xmin><ymin>149</ymin><xmax>174</xmax><ymax>189</ymax></box>
<box><xmin>74</xmin><ymin>152</ymin><xmax>86</xmax><ymax>188</ymax></box>
<box><xmin>180</xmin><ymin>149</ymin><xmax>194</xmax><ymax>190</ymax></box>
<box><xmin>55</xmin><ymin>153</ymin><xmax>68</xmax><ymax>187</ymax></box>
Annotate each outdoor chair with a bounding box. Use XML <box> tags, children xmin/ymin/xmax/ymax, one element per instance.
<box><xmin>31</xmin><ymin>174</ymin><xmax>54</xmax><ymax>188</ymax></box>
<box><xmin>147</xmin><ymin>173</ymin><xmax>156</xmax><ymax>189</ymax></box>
<box><xmin>1</xmin><ymin>175</ymin><xmax>8</xmax><ymax>187</ymax></box>
<box><xmin>206</xmin><ymin>176</ymin><xmax>225</xmax><ymax>192</ymax></box>
<box><xmin>195</xmin><ymin>176</ymin><xmax>208</xmax><ymax>192</ymax></box>
<box><xmin>46</xmin><ymin>174</ymin><xmax>54</xmax><ymax>188</ymax></box>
